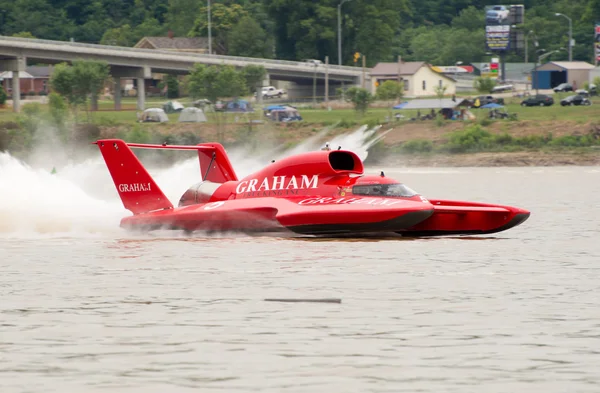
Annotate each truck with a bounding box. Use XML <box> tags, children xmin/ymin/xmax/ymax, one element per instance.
<box><xmin>259</xmin><ymin>86</ymin><xmax>286</xmax><ymax>99</ymax></box>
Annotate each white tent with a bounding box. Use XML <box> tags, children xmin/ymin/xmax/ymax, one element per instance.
<box><xmin>139</xmin><ymin>108</ymin><xmax>169</xmax><ymax>123</ymax></box>
<box><xmin>178</xmin><ymin>107</ymin><xmax>207</xmax><ymax>122</ymax></box>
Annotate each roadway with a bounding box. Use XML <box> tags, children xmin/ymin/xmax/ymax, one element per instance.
<box><xmin>0</xmin><ymin>36</ymin><xmax>369</xmax><ymax>112</ymax></box>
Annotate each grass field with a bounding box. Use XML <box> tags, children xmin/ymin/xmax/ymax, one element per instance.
<box><xmin>2</xmin><ymin>94</ymin><xmax>600</xmax><ymax>126</ymax></box>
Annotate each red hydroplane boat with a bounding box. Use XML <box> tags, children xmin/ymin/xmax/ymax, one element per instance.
<box><xmin>96</xmin><ymin>139</ymin><xmax>530</xmax><ymax>237</ymax></box>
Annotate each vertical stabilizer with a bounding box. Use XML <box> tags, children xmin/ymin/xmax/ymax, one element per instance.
<box><xmin>96</xmin><ymin>139</ymin><xmax>173</xmax><ymax>215</ymax></box>
<box><xmin>197</xmin><ymin>143</ymin><xmax>238</xmax><ymax>183</ymax></box>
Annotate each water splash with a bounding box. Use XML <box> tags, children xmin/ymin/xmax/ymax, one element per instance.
<box><xmin>0</xmin><ymin>125</ymin><xmax>383</xmax><ymax>237</ymax></box>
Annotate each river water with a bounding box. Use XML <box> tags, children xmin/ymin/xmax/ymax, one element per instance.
<box><xmin>1</xmin><ymin>134</ymin><xmax>600</xmax><ymax>392</ymax></box>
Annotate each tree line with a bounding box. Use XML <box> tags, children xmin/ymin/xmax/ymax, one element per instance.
<box><xmin>1</xmin><ymin>0</ymin><xmax>599</xmax><ymax>65</ymax></box>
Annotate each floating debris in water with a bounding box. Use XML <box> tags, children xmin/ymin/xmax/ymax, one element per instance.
<box><xmin>264</xmin><ymin>298</ymin><xmax>341</xmax><ymax>304</ymax></box>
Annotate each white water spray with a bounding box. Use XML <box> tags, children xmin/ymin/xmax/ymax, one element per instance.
<box><xmin>0</xmin><ymin>126</ymin><xmax>383</xmax><ymax>237</ymax></box>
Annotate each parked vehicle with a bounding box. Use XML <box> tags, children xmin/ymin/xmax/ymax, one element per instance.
<box><xmin>492</xmin><ymin>84</ymin><xmax>514</xmax><ymax>93</ymax></box>
<box><xmin>553</xmin><ymin>83</ymin><xmax>573</xmax><ymax>93</ymax></box>
<box><xmin>520</xmin><ymin>94</ymin><xmax>554</xmax><ymax>107</ymax></box>
<box><xmin>256</xmin><ymin>86</ymin><xmax>285</xmax><ymax>99</ymax></box>
<box><xmin>577</xmin><ymin>84</ymin><xmax>598</xmax><ymax>97</ymax></box>
<box><xmin>560</xmin><ymin>95</ymin><xmax>592</xmax><ymax>106</ymax></box>
<box><xmin>304</xmin><ymin>59</ymin><xmax>323</xmax><ymax>66</ymax></box>
<box><xmin>472</xmin><ymin>95</ymin><xmax>505</xmax><ymax>108</ymax></box>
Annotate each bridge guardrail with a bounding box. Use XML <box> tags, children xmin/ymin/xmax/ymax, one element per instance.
<box><xmin>0</xmin><ymin>35</ymin><xmax>367</xmax><ymax>74</ymax></box>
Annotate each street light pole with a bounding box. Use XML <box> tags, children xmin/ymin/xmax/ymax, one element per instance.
<box><xmin>525</xmin><ymin>30</ymin><xmax>536</xmax><ymax>64</ymax></box>
<box><xmin>207</xmin><ymin>0</ymin><xmax>212</xmax><ymax>55</ymax></box>
<box><xmin>555</xmin><ymin>13</ymin><xmax>572</xmax><ymax>61</ymax></box>
<box><xmin>337</xmin><ymin>0</ymin><xmax>352</xmax><ymax>66</ymax></box>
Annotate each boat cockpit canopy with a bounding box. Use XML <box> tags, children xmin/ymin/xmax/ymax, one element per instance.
<box><xmin>352</xmin><ymin>183</ymin><xmax>418</xmax><ymax>198</ymax></box>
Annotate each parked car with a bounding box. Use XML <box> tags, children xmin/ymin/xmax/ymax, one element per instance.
<box><xmin>304</xmin><ymin>59</ymin><xmax>323</xmax><ymax>66</ymax></box>
<box><xmin>520</xmin><ymin>94</ymin><xmax>554</xmax><ymax>107</ymax></box>
<box><xmin>577</xmin><ymin>84</ymin><xmax>598</xmax><ymax>97</ymax></box>
<box><xmin>253</xmin><ymin>86</ymin><xmax>286</xmax><ymax>99</ymax></box>
<box><xmin>560</xmin><ymin>95</ymin><xmax>591</xmax><ymax>106</ymax></box>
<box><xmin>553</xmin><ymin>83</ymin><xmax>573</xmax><ymax>93</ymax></box>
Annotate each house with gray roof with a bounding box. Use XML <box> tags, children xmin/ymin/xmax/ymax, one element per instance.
<box><xmin>134</xmin><ymin>33</ymin><xmax>210</xmax><ymax>54</ymax></box>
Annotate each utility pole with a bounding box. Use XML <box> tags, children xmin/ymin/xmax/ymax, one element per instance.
<box><xmin>325</xmin><ymin>56</ymin><xmax>329</xmax><ymax>105</ymax></box>
<box><xmin>207</xmin><ymin>0</ymin><xmax>212</xmax><ymax>55</ymax></box>
<box><xmin>361</xmin><ymin>55</ymin><xmax>366</xmax><ymax>89</ymax></box>
<box><xmin>313</xmin><ymin>63</ymin><xmax>317</xmax><ymax>105</ymax></box>
<box><xmin>555</xmin><ymin>13</ymin><xmax>572</xmax><ymax>61</ymax></box>
<box><xmin>337</xmin><ymin>0</ymin><xmax>352</xmax><ymax>65</ymax></box>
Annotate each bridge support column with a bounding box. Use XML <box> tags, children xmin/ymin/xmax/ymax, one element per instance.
<box><xmin>136</xmin><ymin>78</ymin><xmax>145</xmax><ymax>111</ymax></box>
<box><xmin>114</xmin><ymin>77</ymin><xmax>121</xmax><ymax>110</ymax></box>
<box><xmin>0</xmin><ymin>57</ymin><xmax>26</xmax><ymax>113</ymax></box>
<box><xmin>12</xmin><ymin>71</ymin><xmax>20</xmax><ymax>113</ymax></box>
<box><xmin>109</xmin><ymin>66</ymin><xmax>150</xmax><ymax>111</ymax></box>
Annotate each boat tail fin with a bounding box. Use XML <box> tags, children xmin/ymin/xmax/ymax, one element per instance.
<box><xmin>96</xmin><ymin>139</ymin><xmax>173</xmax><ymax>215</ymax></box>
<box><xmin>197</xmin><ymin>143</ymin><xmax>238</xmax><ymax>183</ymax></box>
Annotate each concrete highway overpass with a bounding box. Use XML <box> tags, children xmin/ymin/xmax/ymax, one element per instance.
<box><xmin>0</xmin><ymin>36</ymin><xmax>370</xmax><ymax>112</ymax></box>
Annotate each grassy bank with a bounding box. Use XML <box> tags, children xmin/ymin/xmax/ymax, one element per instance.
<box><xmin>2</xmin><ymin>95</ymin><xmax>600</xmax><ymax>166</ymax></box>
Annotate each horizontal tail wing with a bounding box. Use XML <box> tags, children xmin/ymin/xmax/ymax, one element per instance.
<box><xmin>96</xmin><ymin>139</ymin><xmax>173</xmax><ymax>215</ymax></box>
<box><xmin>118</xmin><ymin>141</ymin><xmax>238</xmax><ymax>183</ymax></box>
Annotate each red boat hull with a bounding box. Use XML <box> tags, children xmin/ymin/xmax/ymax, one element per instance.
<box><xmin>95</xmin><ymin>139</ymin><xmax>530</xmax><ymax>238</ymax></box>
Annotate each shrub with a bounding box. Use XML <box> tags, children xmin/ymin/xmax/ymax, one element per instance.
<box><xmin>0</xmin><ymin>85</ymin><xmax>7</xmax><ymax>105</ymax></box>
<box><xmin>401</xmin><ymin>139</ymin><xmax>433</xmax><ymax>154</ymax></box>
<box><xmin>441</xmin><ymin>125</ymin><xmax>493</xmax><ymax>153</ymax></box>
<box><xmin>48</xmin><ymin>92</ymin><xmax>68</xmax><ymax>128</ymax></box>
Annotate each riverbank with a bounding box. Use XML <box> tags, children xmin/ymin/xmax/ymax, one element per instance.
<box><xmin>97</xmin><ymin>118</ymin><xmax>600</xmax><ymax>166</ymax></box>
<box><xmin>2</xmin><ymin>100</ymin><xmax>600</xmax><ymax>166</ymax></box>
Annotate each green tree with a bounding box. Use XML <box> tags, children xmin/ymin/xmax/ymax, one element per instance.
<box><xmin>434</xmin><ymin>84</ymin><xmax>447</xmax><ymax>99</ymax></box>
<box><xmin>377</xmin><ymin>80</ymin><xmax>404</xmax><ymax>119</ymax></box>
<box><xmin>473</xmin><ymin>77</ymin><xmax>497</xmax><ymax>94</ymax></box>
<box><xmin>0</xmin><ymin>84</ymin><xmax>7</xmax><ymax>105</ymax></box>
<box><xmin>350</xmin><ymin>0</ymin><xmax>409</xmax><ymax>66</ymax></box>
<box><xmin>48</xmin><ymin>92</ymin><xmax>68</xmax><ymax>133</ymax></box>
<box><xmin>11</xmin><ymin>31</ymin><xmax>36</xmax><ymax>38</ymax></box>
<box><xmin>188</xmin><ymin>3</ymin><xmax>249</xmax><ymax>54</ymax></box>
<box><xmin>165</xmin><ymin>74</ymin><xmax>179</xmax><ymax>98</ymax></box>
<box><xmin>450</xmin><ymin>6</ymin><xmax>483</xmax><ymax>31</ymax></box>
<box><xmin>187</xmin><ymin>64</ymin><xmax>247</xmax><ymax>102</ymax></box>
<box><xmin>229</xmin><ymin>16</ymin><xmax>272</xmax><ymax>58</ymax></box>
<box><xmin>265</xmin><ymin>0</ymin><xmax>408</xmax><ymax>64</ymax></box>
<box><xmin>165</xmin><ymin>0</ymin><xmax>202</xmax><ymax>37</ymax></box>
<box><xmin>341</xmin><ymin>87</ymin><xmax>374</xmax><ymax>114</ymax></box>
<box><xmin>100</xmin><ymin>25</ymin><xmax>135</xmax><ymax>47</ymax></box>
<box><xmin>50</xmin><ymin>60</ymin><xmax>110</xmax><ymax>122</ymax></box>
<box><xmin>186</xmin><ymin>64</ymin><xmax>247</xmax><ymax>142</ymax></box>
<box><xmin>5</xmin><ymin>0</ymin><xmax>75</xmax><ymax>41</ymax></box>
<box><xmin>240</xmin><ymin>65</ymin><xmax>267</xmax><ymax>97</ymax></box>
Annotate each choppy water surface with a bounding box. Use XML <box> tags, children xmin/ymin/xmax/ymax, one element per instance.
<box><xmin>1</xmin><ymin>144</ymin><xmax>600</xmax><ymax>392</ymax></box>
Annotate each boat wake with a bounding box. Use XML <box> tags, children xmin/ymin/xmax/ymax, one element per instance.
<box><xmin>0</xmin><ymin>126</ymin><xmax>382</xmax><ymax>238</ymax></box>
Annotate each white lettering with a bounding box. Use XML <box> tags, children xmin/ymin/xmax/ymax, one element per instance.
<box><xmin>235</xmin><ymin>175</ymin><xmax>321</xmax><ymax>194</ymax></box>
<box><xmin>285</xmin><ymin>176</ymin><xmax>298</xmax><ymax>189</ymax></box>
<box><xmin>247</xmin><ymin>179</ymin><xmax>258</xmax><ymax>192</ymax></box>
<box><xmin>300</xmin><ymin>174</ymin><xmax>319</xmax><ymax>189</ymax></box>
<box><xmin>118</xmin><ymin>183</ymin><xmax>151</xmax><ymax>193</ymax></box>
<box><xmin>272</xmin><ymin>176</ymin><xmax>286</xmax><ymax>190</ymax></box>
<box><xmin>236</xmin><ymin>181</ymin><xmax>248</xmax><ymax>194</ymax></box>
<box><xmin>258</xmin><ymin>178</ymin><xmax>270</xmax><ymax>191</ymax></box>
<box><xmin>298</xmin><ymin>197</ymin><xmax>404</xmax><ymax>206</ymax></box>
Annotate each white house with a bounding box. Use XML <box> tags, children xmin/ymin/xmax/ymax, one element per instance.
<box><xmin>371</xmin><ymin>61</ymin><xmax>456</xmax><ymax>97</ymax></box>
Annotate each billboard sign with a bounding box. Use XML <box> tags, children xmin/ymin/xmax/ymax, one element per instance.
<box><xmin>485</xmin><ymin>5</ymin><xmax>515</xmax><ymax>52</ymax></box>
<box><xmin>595</xmin><ymin>23</ymin><xmax>600</xmax><ymax>64</ymax></box>
<box><xmin>486</xmin><ymin>25</ymin><xmax>511</xmax><ymax>51</ymax></box>
<box><xmin>431</xmin><ymin>66</ymin><xmax>474</xmax><ymax>74</ymax></box>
